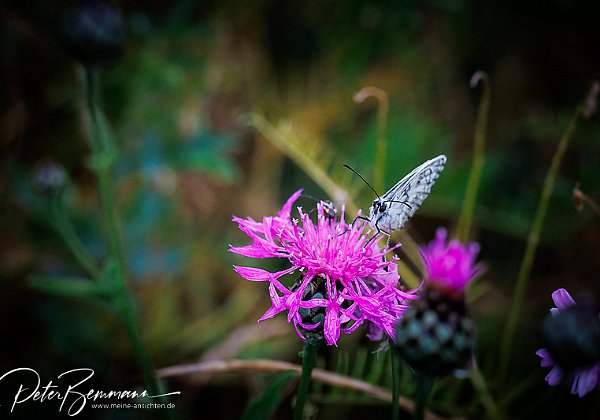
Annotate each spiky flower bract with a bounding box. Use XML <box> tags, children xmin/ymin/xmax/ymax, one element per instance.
<box><xmin>230</xmin><ymin>189</ymin><xmax>417</xmax><ymax>346</ymax></box>
<box><xmin>395</xmin><ymin>227</ymin><xmax>481</xmax><ymax>376</ymax></box>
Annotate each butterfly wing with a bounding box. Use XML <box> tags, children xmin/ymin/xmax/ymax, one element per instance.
<box><xmin>372</xmin><ymin>155</ymin><xmax>447</xmax><ymax>232</ymax></box>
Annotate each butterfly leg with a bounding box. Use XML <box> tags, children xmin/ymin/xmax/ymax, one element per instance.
<box><xmin>375</xmin><ymin>218</ymin><xmax>391</xmax><ymax>238</ymax></box>
<box><xmin>365</xmin><ymin>220</ymin><xmax>390</xmax><ymax>247</ymax></box>
<box><xmin>338</xmin><ymin>215</ymin><xmax>371</xmax><ymax>236</ymax></box>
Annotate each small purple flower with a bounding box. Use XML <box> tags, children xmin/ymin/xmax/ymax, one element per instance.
<box><xmin>536</xmin><ymin>288</ymin><xmax>600</xmax><ymax>397</ymax></box>
<box><xmin>230</xmin><ymin>189</ymin><xmax>417</xmax><ymax>346</ymax></box>
<box><xmin>419</xmin><ymin>227</ymin><xmax>482</xmax><ymax>297</ymax></box>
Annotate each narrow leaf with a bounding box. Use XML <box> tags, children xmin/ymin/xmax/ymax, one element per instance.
<box><xmin>241</xmin><ymin>372</ymin><xmax>296</xmax><ymax>420</ymax></box>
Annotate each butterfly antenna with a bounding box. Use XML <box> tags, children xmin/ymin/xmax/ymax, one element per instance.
<box><xmin>301</xmin><ymin>193</ymin><xmax>320</xmax><ymax>203</ymax></box>
<box><xmin>388</xmin><ymin>200</ymin><xmax>412</xmax><ymax>209</ymax></box>
<box><xmin>343</xmin><ymin>164</ymin><xmax>381</xmax><ymax>199</ymax></box>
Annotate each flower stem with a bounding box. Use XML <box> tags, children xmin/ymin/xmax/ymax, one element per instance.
<box><xmin>469</xmin><ymin>359</ymin><xmax>499</xmax><ymax>419</ymax></box>
<box><xmin>51</xmin><ymin>197</ymin><xmax>100</xmax><ymax>279</ymax></box>
<box><xmin>115</xmin><ymin>292</ymin><xmax>166</xmax><ymax>398</ymax></box>
<box><xmin>456</xmin><ymin>72</ymin><xmax>490</xmax><ymax>243</ymax></box>
<box><xmin>391</xmin><ymin>350</ymin><xmax>401</xmax><ymax>419</ymax></box>
<box><xmin>498</xmin><ymin>101</ymin><xmax>585</xmax><ymax>386</ymax></box>
<box><xmin>294</xmin><ymin>339</ymin><xmax>319</xmax><ymax>420</ymax></box>
<box><xmin>84</xmin><ymin>67</ymin><xmax>124</xmax><ymax>270</ymax></box>
<box><xmin>414</xmin><ymin>374</ymin><xmax>433</xmax><ymax>420</ymax></box>
<box><xmin>83</xmin><ymin>66</ymin><xmax>163</xmax><ymax>400</ymax></box>
<box><xmin>354</xmin><ymin>87</ymin><xmax>389</xmax><ymax>194</ymax></box>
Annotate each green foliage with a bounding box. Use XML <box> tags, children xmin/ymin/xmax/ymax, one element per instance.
<box><xmin>241</xmin><ymin>372</ymin><xmax>296</xmax><ymax>420</ymax></box>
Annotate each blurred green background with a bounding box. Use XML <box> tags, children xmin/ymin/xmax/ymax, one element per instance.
<box><xmin>1</xmin><ymin>0</ymin><xmax>600</xmax><ymax>418</ymax></box>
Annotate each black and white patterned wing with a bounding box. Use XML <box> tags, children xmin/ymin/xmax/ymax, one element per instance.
<box><xmin>372</xmin><ymin>155</ymin><xmax>446</xmax><ymax>232</ymax></box>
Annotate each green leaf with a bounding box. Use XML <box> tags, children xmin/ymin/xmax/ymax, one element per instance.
<box><xmin>241</xmin><ymin>372</ymin><xmax>296</xmax><ymax>420</ymax></box>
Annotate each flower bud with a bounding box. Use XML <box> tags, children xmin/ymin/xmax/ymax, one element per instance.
<box><xmin>60</xmin><ymin>0</ymin><xmax>124</xmax><ymax>67</ymax></box>
<box><xmin>541</xmin><ymin>302</ymin><xmax>600</xmax><ymax>369</ymax></box>
<box><xmin>293</xmin><ymin>275</ymin><xmax>327</xmax><ymax>342</ymax></box>
<box><xmin>33</xmin><ymin>161</ymin><xmax>68</xmax><ymax>197</ymax></box>
<box><xmin>395</xmin><ymin>288</ymin><xmax>475</xmax><ymax>376</ymax></box>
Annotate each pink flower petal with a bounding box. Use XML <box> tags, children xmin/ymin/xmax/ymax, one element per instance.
<box><xmin>233</xmin><ymin>266</ymin><xmax>296</xmax><ymax>282</ymax></box>
<box><xmin>324</xmin><ymin>306</ymin><xmax>341</xmax><ymax>346</ymax></box>
<box><xmin>551</xmin><ymin>288</ymin><xmax>576</xmax><ymax>311</ymax></box>
<box><xmin>278</xmin><ymin>189</ymin><xmax>303</xmax><ymax>219</ymax></box>
<box><xmin>419</xmin><ymin>227</ymin><xmax>481</xmax><ymax>294</ymax></box>
<box><xmin>229</xmin><ymin>244</ymin><xmax>273</xmax><ymax>258</ymax></box>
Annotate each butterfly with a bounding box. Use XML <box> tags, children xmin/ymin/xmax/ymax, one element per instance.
<box><xmin>345</xmin><ymin>155</ymin><xmax>447</xmax><ymax>235</ymax></box>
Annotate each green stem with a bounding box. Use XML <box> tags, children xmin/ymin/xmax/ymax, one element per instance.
<box><xmin>414</xmin><ymin>375</ymin><xmax>433</xmax><ymax>420</ymax></box>
<box><xmin>469</xmin><ymin>359</ymin><xmax>499</xmax><ymax>419</ymax></box>
<box><xmin>456</xmin><ymin>72</ymin><xmax>490</xmax><ymax>242</ymax></box>
<box><xmin>498</xmin><ymin>103</ymin><xmax>583</xmax><ymax>386</ymax></box>
<box><xmin>374</xmin><ymin>92</ymin><xmax>388</xmax><ymax>194</ymax></box>
<box><xmin>354</xmin><ymin>87</ymin><xmax>389</xmax><ymax>194</ymax></box>
<box><xmin>391</xmin><ymin>350</ymin><xmax>401</xmax><ymax>420</ymax></box>
<box><xmin>51</xmin><ymin>198</ymin><xmax>100</xmax><ymax>279</ymax></box>
<box><xmin>83</xmin><ymin>66</ymin><xmax>163</xmax><ymax>400</ymax></box>
<box><xmin>115</xmin><ymin>293</ymin><xmax>166</xmax><ymax>399</ymax></box>
<box><xmin>84</xmin><ymin>68</ymin><xmax>125</xmax><ymax>272</ymax></box>
<box><xmin>29</xmin><ymin>275</ymin><xmax>103</xmax><ymax>297</ymax></box>
<box><xmin>294</xmin><ymin>340</ymin><xmax>319</xmax><ymax>420</ymax></box>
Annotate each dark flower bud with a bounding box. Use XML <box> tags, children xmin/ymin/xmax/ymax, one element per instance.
<box><xmin>395</xmin><ymin>288</ymin><xmax>475</xmax><ymax>377</ymax></box>
<box><xmin>60</xmin><ymin>0</ymin><xmax>124</xmax><ymax>67</ymax></box>
<box><xmin>541</xmin><ymin>302</ymin><xmax>600</xmax><ymax>369</ymax></box>
<box><xmin>293</xmin><ymin>275</ymin><xmax>327</xmax><ymax>342</ymax></box>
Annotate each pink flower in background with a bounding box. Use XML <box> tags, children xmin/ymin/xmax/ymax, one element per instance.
<box><xmin>394</xmin><ymin>227</ymin><xmax>479</xmax><ymax>375</ymax></box>
<box><xmin>230</xmin><ymin>189</ymin><xmax>417</xmax><ymax>346</ymax></box>
<box><xmin>419</xmin><ymin>227</ymin><xmax>482</xmax><ymax>296</ymax></box>
<box><xmin>536</xmin><ymin>288</ymin><xmax>600</xmax><ymax>397</ymax></box>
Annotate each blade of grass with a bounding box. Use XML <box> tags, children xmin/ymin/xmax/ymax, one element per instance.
<box><xmin>498</xmin><ymin>81</ymin><xmax>599</xmax><ymax>386</ymax></box>
<box><xmin>241</xmin><ymin>371</ymin><xmax>296</xmax><ymax>420</ymax></box>
<box><xmin>469</xmin><ymin>358</ymin><xmax>499</xmax><ymax>419</ymax></box>
<box><xmin>246</xmin><ymin>113</ymin><xmax>423</xmax><ymax>286</ymax></box>
<box><xmin>354</xmin><ymin>87</ymin><xmax>389</xmax><ymax>194</ymax></box>
<box><xmin>245</xmin><ymin>113</ymin><xmax>351</xmax><ymax>207</ymax></box>
<box><xmin>456</xmin><ymin>71</ymin><xmax>491</xmax><ymax>243</ymax></box>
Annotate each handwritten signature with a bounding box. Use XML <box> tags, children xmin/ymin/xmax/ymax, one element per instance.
<box><xmin>0</xmin><ymin>368</ymin><xmax>179</xmax><ymax>416</ymax></box>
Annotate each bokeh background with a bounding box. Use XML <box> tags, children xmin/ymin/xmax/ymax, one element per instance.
<box><xmin>1</xmin><ymin>0</ymin><xmax>600</xmax><ymax>418</ymax></box>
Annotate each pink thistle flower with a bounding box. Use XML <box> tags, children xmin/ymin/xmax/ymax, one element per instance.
<box><xmin>230</xmin><ymin>189</ymin><xmax>417</xmax><ymax>346</ymax></box>
<box><xmin>395</xmin><ymin>228</ymin><xmax>479</xmax><ymax>375</ymax></box>
<box><xmin>419</xmin><ymin>227</ymin><xmax>482</xmax><ymax>298</ymax></box>
<box><xmin>536</xmin><ymin>288</ymin><xmax>600</xmax><ymax>397</ymax></box>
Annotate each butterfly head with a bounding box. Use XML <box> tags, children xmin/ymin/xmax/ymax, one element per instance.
<box><xmin>371</xmin><ymin>197</ymin><xmax>387</xmax><ymax>215</ymax></box>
